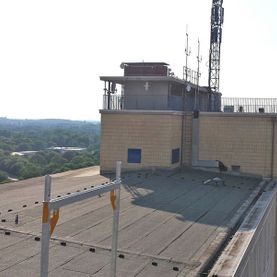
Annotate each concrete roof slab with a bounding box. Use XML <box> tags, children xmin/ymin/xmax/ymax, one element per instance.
<box><xmin>0</xmin><ymin>166</ymin><xmax>262</xmax><ymax>276</ymax></box>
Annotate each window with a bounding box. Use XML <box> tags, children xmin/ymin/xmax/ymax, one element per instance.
<box><xmin>128</xmin><ymin>149</ymin><xmax>141</xmax><ymax>163</ymax></box>
<box><xmin>172</xmin><ymin>148</ymin><xmax>180</xmax><ymax>164</ymax></box>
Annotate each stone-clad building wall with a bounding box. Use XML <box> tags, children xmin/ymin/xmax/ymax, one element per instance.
<box><xmin>100</xmin><ymin>110</ymin><xmax>277</xmax><ymax>177</ymax></box>
<box><xmin>198</xmin><ymin>113</ymin><xmax>277</xmax><ymax>177</ymax></box>
<box><xmin>273</xmin><ymin>119</ymin><xmax>277</xmax><ymax>177</ymax></box>
<box><xmin>100</xmin><ymin>110</ymin><xmax>183</xmax><ymax>172</ymax></box>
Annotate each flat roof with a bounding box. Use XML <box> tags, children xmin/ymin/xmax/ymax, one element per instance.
<box><xmin>100</xmin><ymin>76</ymin><xmax>209</xmax><ymax>92</ymax></box>
<box><xmin>99</xmin><ymin>76</ymin><xmax>211</xmax><ymax>93</ymax></box>
<box><xmin>100</xmin><ymin>76</ymin><xmax>187</xmax><ymax>85</ymax></box>
<box><xmin>0</xmin><ymin>167</ymin><xmax>261</xmax><ymax>276</ymax></box>
<box><xmin>99</xmin><ymin>110</ymin><xmax>185</xmax><ymax>116</ymax></box>
<box><xmin>123</xmin><ymin>62</ymin><xmax>169</xmax><ymax>66</ymax></box>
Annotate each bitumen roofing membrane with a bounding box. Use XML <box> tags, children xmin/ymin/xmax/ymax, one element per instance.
<box><xmin>0</xmin><ymin>166</ymin><xmax>261</xmax><ymax>276</ymax></box>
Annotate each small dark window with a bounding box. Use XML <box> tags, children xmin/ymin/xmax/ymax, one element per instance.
<box><xmin>128</xmin><ymin>149</ymin><xmax>141</xmax><ymax>163</ymax></box>
<box><xmin>172</xmin><ymin>148</ymin><xmax>180</xmax><ymax>164</ymax></box>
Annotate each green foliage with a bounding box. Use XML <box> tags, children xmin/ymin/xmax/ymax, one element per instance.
<box><xmin>0</xmin><ymin>170</ymin><xmax>8</xmax><ymax>182</ymax></box>
<box><xmin>0</xmin><ymin>119</ymin><xmax>100</xmax><ymax>182</ymax></box>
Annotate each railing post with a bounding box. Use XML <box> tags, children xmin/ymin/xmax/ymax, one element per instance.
<box><xmin>40</xmin><ymin>175</ymin><xmax>52</xmax><ymax>277</ymax></box>
<box><xmin>111</xmin><ymin>161</ymin><xmax>122</xmax><ymax>277</ymax></box>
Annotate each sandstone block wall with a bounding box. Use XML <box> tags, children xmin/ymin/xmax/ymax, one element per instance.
<box><xmin>198</xmin><ymin>114</ymin><xmax>277</xmax><ymax>177</ymax></box>
<box><xmin>100</xmin><ymin>111</ymin><xmax>183</xmax><ymax>172</ymax></box>
<box><xmin>100</xmin><ymin>110</ymin><xmax>277</xmax><ymax>177</ymax></box>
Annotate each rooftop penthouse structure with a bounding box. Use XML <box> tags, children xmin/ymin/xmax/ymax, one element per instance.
<box><xmin>100</xmin><ymin>62</ymin><xmax>221</xmax><ymax>112</ymax></box>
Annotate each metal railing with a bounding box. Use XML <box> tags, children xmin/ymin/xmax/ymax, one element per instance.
<box><xmin>103</xmin><ymin>95</ymin><xmax>123</xmax><ymax>110</ymax></box>
<box><xmin>183</xmin><ymin>66</ymin><xmax>200</xmax><ymax>85</ymax></box>
<box><xmin>40</xmin><ymin>161</ymin><xmax>122</xmax><ymax>277</ymax></box>
<box><xmin>103</xmin><ymin>94</ymin><xmax>184</xmax><ymax>111</ymax></box>
<box><xmin>221</xmin><ymin>98</ymin><xmax>277</xmax><ymax>113</ymax></box>
<box><xmin>102</xmin><ymin>95</ymin><xmax>277</xmax><ymax>114</ymax></box>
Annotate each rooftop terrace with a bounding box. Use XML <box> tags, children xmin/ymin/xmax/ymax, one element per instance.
<box><xmin>0</xmin><ymin>166</ymin><xmax>263</xmax><ymax>276</ymax></box>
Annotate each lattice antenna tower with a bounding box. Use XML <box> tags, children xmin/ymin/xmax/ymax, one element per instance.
<box><xmin>208</xmin><ymin>0</ymin><xmax>224</xmax><ymax>95</ymax></box>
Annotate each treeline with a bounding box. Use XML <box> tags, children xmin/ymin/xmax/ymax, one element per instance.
<box><xmin>0</xmin><ymin>119</ymin><xmax>100</xmax><ymax>183</ymax></box>
<box><xmin>0</xmin><ymin>118</ymin><xmax>100</xmax><ymax>151</ymax></box>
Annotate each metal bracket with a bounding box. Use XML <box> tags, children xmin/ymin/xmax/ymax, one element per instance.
<box><xmin>110</xmin><ymin>190</ymin><xmax>116</xmax><ymax>210</ymax></box>
<box><xmin>50</xmin><ymin>209</ymin><xmax>60</xmax><ymax>235</ymax></box>
<box><xmin>42</xmin><ymin>202</ymin><xmax>49</xmax><ymax>224</ymax></box>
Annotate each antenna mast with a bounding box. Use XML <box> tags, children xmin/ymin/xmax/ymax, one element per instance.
<box><xmin>208</xmin><ymin>0</ymin><xmax>224</xmax><ymax>111</ymax></box>
<box><xmin>184</xmin><ymin>25</ymin><xmax>191</xmax><ymax>82</ymax></box>
<box><xmin>195</xmin><ymin>38</ymin><xmax>202</xmax><ymax>110</ymax></box>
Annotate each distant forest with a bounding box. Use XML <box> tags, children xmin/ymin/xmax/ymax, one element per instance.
<box><xmin>0</xmin><ymin>118</ymin><xmax>100</xmax><ymax>183</ymax></box>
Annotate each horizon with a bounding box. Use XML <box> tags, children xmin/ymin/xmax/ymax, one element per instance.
<box><xmin>0</xmin><ymin>116</ymin><xmax>100</xmax><ymax>122</ymax></box>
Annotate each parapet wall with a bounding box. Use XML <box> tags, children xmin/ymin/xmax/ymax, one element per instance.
<box><xmin>100</xmin><ymin>110</ymin><xmax>277</xmax><ymax>177</ymax></box>
<box><xmin>100</xmin><ymin>110</ymin><xmax>183</xmax><ymax>172</ymax></box>
<box><xmin>197</xmin><ymin>113</ymin><xmax>277</xmax><ymax>177</ymax></box>
<box><xmin>209</xmin><ymin>187</ymin><xmax>277</xmax><ymax>277</ymax></box>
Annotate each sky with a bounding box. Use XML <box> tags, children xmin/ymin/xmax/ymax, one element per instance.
<box><xmin>0</xmin><ymin>0</ymin><xmax>276</xmax><ymax>121</ymax></box>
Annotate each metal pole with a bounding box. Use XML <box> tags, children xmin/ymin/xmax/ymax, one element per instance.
<box><xmin>108</xmin><ymin>81</ymin><xmax>111</xmax><ymax>110</ymax></box>
<box><xmin>40</xmin><ymin>175</ymin><xmax>52</xmax><ymax>277</ymax></box>
<box><xmin>185</xmin><ymin>25</ymin><xmax>191</xmax><ymax>83</ymax></box>
<box><xmin>111</xmin><ymin>161</ymin><xmax>122</xmax><ymax>277</ymax></box>
<box><xmin>195</xmin><ymin>38</ymin><xmax>202</xmax><ymax>111</ymax></box>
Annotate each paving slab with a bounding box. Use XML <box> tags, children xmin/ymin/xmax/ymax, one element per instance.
<box><xmin>0</xmin><ymin>242</ymin><xmax>86</xmax><ymax>277</ymax></box>
<box><xmin>62</xmin><ymin>250</ymin><xmax>110</xmax><ymax>274</ymax></box>
<box><xmin>49</xmin><ymin>268</ymin><xmax>91</xmax><ymax>277</ymax></box>
<box><xmin>0</xmin><ymin>237</ymin><xmax>41</xmax><ymax>271</ymax></box>
<box><xmin>0</xmin><ymin>231</ymin><xmax>27</xmax><ymax>250</ymax></box>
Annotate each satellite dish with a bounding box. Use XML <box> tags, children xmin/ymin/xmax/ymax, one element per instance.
<box><xmin>120</xmin><ymin>63</ymin><xmax>125</xmax><ymax>69</ymax></box>
<box><xmin>186</xmin><ymin>84</ymin><xmax>191</xmax><ymax>92</ymax></box>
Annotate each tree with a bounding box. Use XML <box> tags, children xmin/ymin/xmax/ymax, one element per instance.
<box><xmin>0</xmin><ymin>170</ymin><xmax>8</xmax><ymax>182</ymax></box>
<box><xmin>20</xmin><ymin>163</ymin><xmax>42</xmax><ymax>179</ymax></box>
<box><xmin>0</xmin><ymin>119</ymin><xmax>100</xmax><ymax>180</ymax></box>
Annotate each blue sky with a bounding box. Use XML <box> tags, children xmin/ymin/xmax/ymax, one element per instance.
<box><xmin>0</xmin><ymin>0</ymin><xmax>276</xmax><ymax>120</ymax></box>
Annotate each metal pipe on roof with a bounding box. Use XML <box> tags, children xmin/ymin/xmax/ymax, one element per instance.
<box><xmin>40</xmin><ymin>175</ymin><xmax>52</xmax><ymax>277</ymax></box>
